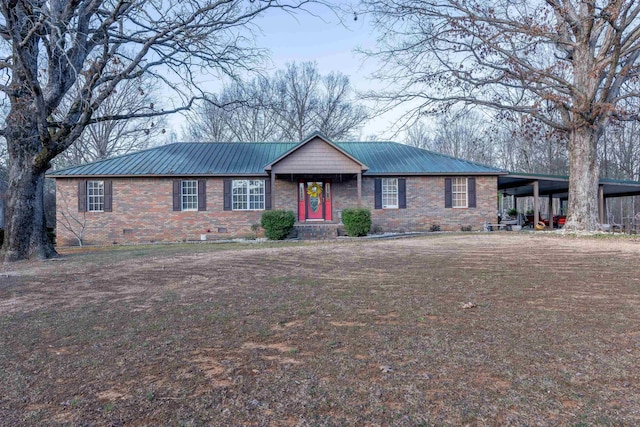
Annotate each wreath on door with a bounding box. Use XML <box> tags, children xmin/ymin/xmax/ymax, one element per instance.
<box><xmin>306</xmin><ymin>183</ymin><xmax>323</xmax><ymax>198</ymax></box>
<box><xmin>307</xmin><ymin>183</ymin><xmax>323</xmax><ymax>213</ymax></box>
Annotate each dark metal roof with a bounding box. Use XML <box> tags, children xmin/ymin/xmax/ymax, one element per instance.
<box><xmin>48</xmin><ymin>140</ymin><xmax>505</xmax><ymax>177</ymax></box>
<box><xmin>499</xmin><ymin>172</ymin><xmax>640</xmax><ymax>198</ymax></box>
<box><xmin>339</xmin><ymin>142</ymin><xmax>504</xmax><ymax>175</ymax></box>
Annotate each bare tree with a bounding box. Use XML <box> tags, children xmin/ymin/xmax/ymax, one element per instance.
<box><xmin>186</xmin><ymin>76</ymin><xmax>283</xmax><ymax>142</ymax></box>
<box><xmin>55</xmin><ymin>189</ymin><xmax>86</xmax><ymax>247</ymax></box>
<box><xmin>275</xmin><ymin>62</ymin><xmax>322</xmax><ymax>141</ymax></box>
<box><xmin>57</xmin><ymin>72</ymin><xmax>166</xmax><ymax>167</ymax></box>
<box><xmin>404</xmin><ymin>111</ymin><xmax>497</xmax><ymax>165</ymax></box>
<box><xmin>315</xmin><ymin>71</ymin><xmax>369</xmax><ymax>139</ymax></box>
<box><xmin>188</xmin><ymin>61</ymin><xmax>368</xmax><ymax>142</ymax></box>
<box><xmin>0</xmin><ymin>0</ymin><xmax>329</xmax><ymax>261</ymax></box>
<box><xmin>404</xmin><ymin>121</ymin><xmax>432</xmax><ymax>149</ymax></box>
<box><xmin>361</xmin><ymin>0</ymin><xmax>640</xmax><ymax>231</ymax></box>
<box><xmin>492</xmin><ymin>112</ymin><xmax>569</xmax><ymax>175</ymax></box>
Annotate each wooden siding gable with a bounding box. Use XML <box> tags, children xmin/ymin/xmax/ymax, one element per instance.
<box><xmin>266</xmin><ymin>135</ymin><xmax>368</xmax><ymax>174</ymax></box>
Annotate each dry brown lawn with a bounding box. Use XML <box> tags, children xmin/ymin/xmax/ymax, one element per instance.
<box><xmin>0</xmin><ymin>233</ymin><xmax>639</xmax><ymax>426</ymax></box>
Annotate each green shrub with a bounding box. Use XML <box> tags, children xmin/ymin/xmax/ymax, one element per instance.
<box><xmin>341</xmin><ymin>208</ymin><xmax>371</xmax><ymax>237</ymax></box>
<box><xmin>260</xmin><ymin>210</ymin><xmax>295</xmax><ymax>240</ymax></box>
<box><xmin>429</xmin><ymin>224</ymin><xmax>441</xmax><ymax>232</ymax></box>
<box><xmin>460</xmin><ymin>225</ymin><xmax>473</xmax><ymax>232</ymax></box>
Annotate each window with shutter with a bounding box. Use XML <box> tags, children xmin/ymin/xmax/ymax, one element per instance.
<box><xmin>104</xmin><ymin>181</ymin><xmax>113</xmax><ymax>212</ymax></box>
<box><xmin>173</xmin><ymin>180</ymin><xmax>181</xmax><ymax>211</ymax></box>
<box><xmin>374</xmin><ymin>178</ymin><xmax>382</xmax><ymax>209</ymax></box>
<box><xmin>87</xmin><ymin>181</ymin><xmax>105</xmax><ymax>212</ymax></box>
<box><xmin>232</xmin><ymin>180</ymin><xmax>265</xmax><ymax>210</ymax></box>
<box><xmin>452</xmin><ymin>177</ymin><xmax>468</xmax><ymax>208</ymax></box>
<box><xmin>181</xmin><ymin>180</ymin><xmax>198</xmax><ymax>211</ymax></box>
<box><xmin>78</xmin><ymin>180</ymin><xmax>87</xmax><ymax>212</ymax></box>
<box><xmin>444</xmin><ymin>178</ymin><xmax>452</xmax><ymax>208</ymax></box>
<box><xmin>382</xmin><ymin>178</ymin><xmax>398</xmax><ymax>209</ymax></box>
<box><xmin>468</xmin><ymin>178</ymin><xmax>476</xmax><ymax>208</ymax></box>
<box><xmin>197</xmin><ymin>180</ymin><xmax>206</xmax><ymax>211</ymax></box>
<box><xmin>223</xmin><ymin>179</ymin><xmax>232</xmax><ymax>211</ymax></box>
<box><xmin>398</xmin><ymin>178</ymin><xmax>407</xmax><ymax>209</ymax></box>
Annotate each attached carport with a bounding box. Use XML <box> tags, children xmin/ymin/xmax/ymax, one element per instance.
<box><xmin>498</xmin><ymin>172</ymin><xmax>640</xmax><ymax>226</ymax></box>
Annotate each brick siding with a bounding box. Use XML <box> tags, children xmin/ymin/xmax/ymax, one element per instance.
<box><xmin>55</xmin><ymin>175</ymin><xmax>498</xmax><ymax>246</ymax></box>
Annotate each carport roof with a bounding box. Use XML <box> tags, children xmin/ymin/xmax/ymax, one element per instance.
<box><xmin>499</xmin><ymin>172</ymin><xmax>640</xmax><ymax>199</ymax></box>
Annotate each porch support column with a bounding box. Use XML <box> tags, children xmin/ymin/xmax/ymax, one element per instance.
<box><xmin>548</xmin><ymin>194</ymin><xmax>553</xmax><ymax>229</ymax></box>
<box><xmin>533</xmin><ymin>180</ymin><xmax>540</xmax><ymax>226</ymax></box>
<box><xmin>598</xmin><ymin>184</ymin><xmax>605</xmax><ymax>224</ymax></box>
<box><xmin>357</xmin><ymin>172</ymin><xmax>362</xmax><ymax>207</ymax></box>
<box><xmin>271</xmin><ymin>173</ymin><xmax>276</xmax><ymax>210</ymax></box>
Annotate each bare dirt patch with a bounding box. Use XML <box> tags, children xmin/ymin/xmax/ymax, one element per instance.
<box><xmin>1</xmin><ymin>234</ymin><xmax>639</xmax><ymax>425</ymax></box>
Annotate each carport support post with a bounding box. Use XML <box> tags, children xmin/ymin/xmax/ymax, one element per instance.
<box><xmin>533</xmin><ymin>180</ymin><xmax>540</xmax><ymax>226</ymax></box>
<box><xmin>548</xmin><ymin>194</ymin><xmax>553</xmax><ymax>229</ymax></box>
<box><xmin>598</xmin><ymin>185</ymin><xmax>605</xmax><ymax>224</ymax></box>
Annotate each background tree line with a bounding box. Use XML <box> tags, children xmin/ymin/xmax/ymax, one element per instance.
<box><xmin>186</xmin><ymin>61</ymin><xmax>368</xmax><ymax>142</ymax></box>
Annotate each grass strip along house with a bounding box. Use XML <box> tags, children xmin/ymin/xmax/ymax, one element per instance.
<box><xmin>49</xmin><ymin>132</ymin><xmax>507</xmax><ymax>245</ymax></box>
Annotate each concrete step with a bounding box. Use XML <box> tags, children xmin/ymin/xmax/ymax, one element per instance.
<box><xmin>293</xmin><ymin>223</ymin><xmax>344</xmax><ymax>240</ymax></box>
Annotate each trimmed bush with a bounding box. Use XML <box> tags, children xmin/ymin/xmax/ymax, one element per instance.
<box><xmin>260</xmin><ymin>210</ymin><xmax>295</xmax><ymax>240</ymax></box>
<box><xmin>341</xmin><ymin>208</ymin><xmax>371</xmax><ymax>237</ymax></box>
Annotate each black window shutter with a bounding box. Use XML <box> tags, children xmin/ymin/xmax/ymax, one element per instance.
<box><xmin>444</xmin><ymin>178</ymin><xmax>452</xmax><ymax>208</ymax></box>
<box><xmin>197</xmin><ymin>179</ymin><xmax>206</xmax><ymax>211</ymax></box>
<box><xmin>172</xmin><ymin>180</ymin><xmax>181</xmax><ymax>211</ymax></box>
<box><xmin>104</xmin><ymin>180</ymin><xmax>112</xmax><ymax>212</ymax></box>
<box><xmin>78</xmin><ymin>180</ymin><xmax>87</xmax><ymax>212</ymax></box>
<box><xmin>265</xmin><ymin>178</ymin><xmax>272</xmax><ymax>210</ymax></box>
<box><xmin>374</xmin><ymin>178</ymin><xmax>382</xmax><ymax>209</ymax></box>
<box><xmin>223</xmin><ymin>179</ymin><xmax>232</xmax><ymax>211</ymax></box>
<box><xmin>398</xmin><ymin>178</ymin><xmax>406</xmax><ymax>209</ymax></box>
<box><xmin>468</xmin><ymin>177</ymin><xmax>476</xmax><ymax>208</ymax></box>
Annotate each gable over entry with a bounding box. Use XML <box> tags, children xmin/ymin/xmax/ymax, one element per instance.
<box><xmin>265</xmin><ymin>133</ymin><xmax>370</xmax><ymax>222</ymax></box>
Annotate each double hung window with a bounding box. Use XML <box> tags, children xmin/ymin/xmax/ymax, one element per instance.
<box><xmin>232</xmin><ymin>180</ymin><xmax>265</xmax><ymax>210</ymax></box>
<box><xmin>87</xmin><ymin>181</ymin><xmax>105</xmax><ymax>212</ymax></box>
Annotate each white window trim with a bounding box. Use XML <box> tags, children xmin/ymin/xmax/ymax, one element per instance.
<box><xmin>87</xmin><ymin>180</ymin><xmax>104</xmax><ymax>212</ymax></box>
<box><xmin>452</xmin><ymin>177</ymin><xmax>468</xmax><ymax>209</ymax></box>
<box><xmin>181</xmin><ymin>180</ymin><xmax>198</xmax><ymax>211</ymax></box>
<box><xmin>232</xmin><ymin>179</ymin><xmax>265</xmax><ymax>211</ymax></box>
<box><xmin>382</xmin><ymin>178</ymin><xmax>399</xmax><ymax>209</ymax></box>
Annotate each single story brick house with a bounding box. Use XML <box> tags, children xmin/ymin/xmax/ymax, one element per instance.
<box><xmin>49</xmin><ymin>132</ymin><xmax>506</xmax><ymax>245</ymax></box>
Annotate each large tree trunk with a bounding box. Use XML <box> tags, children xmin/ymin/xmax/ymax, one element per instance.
<box><xmin>564</xmin><ymin>125</ymin><xmax>601</xmax><ymax>232</ymax></box>
<box><xmin>1</xmin><ymin>117</ymin><xmax>57</xmax><ymax>262</ymax></box>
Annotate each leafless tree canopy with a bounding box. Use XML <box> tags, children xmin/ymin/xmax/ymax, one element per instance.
<box><xmin>187</xmin><ymin>61</ymin><xmax>368</xmax><ymax>142</ymax></box>
<box><xmin>361</xmin><ymin>0</ymin><xmax>640</xmax><ymax>231</ymax></box>
<box><xmin>56</xmin><ymin>72</ymin><xmax>167</xmax><ymax>168</ymax></box>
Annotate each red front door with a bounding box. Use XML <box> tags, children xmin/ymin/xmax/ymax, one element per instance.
<box><xmin>298</xmin><ymin>180</ymin><xmax>332</xmax><ymax>221</ymax></box>
<box><xmin>306</xmin><ymin>181</ymin><xmax>324</xmax><ymax>220</ymax></box>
